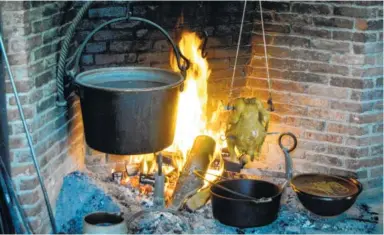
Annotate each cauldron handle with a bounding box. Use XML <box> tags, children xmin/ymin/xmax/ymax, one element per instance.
<box><xmin>66</xmin><ymin>16</ymin><xmax>190</xmax><ymax>79</ymax></box>
<box><xmin>278</xmin><ymin>132</ymin><xmax>297</xmax><ymax>181</ymax></box>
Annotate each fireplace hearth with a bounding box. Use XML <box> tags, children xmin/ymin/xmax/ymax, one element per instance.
<box><xmin>55</xmin><ymin>171</ymin><xmax>381</xmax><ymax>234</ymax></box>
<box><xmin>0</xmin><ymin>0</ymin><xmax>382</xmax><ymax>233</ymax></box>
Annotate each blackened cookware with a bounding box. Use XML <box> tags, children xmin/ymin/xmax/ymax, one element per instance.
<box><xmin>209</xmin><ymin>132</ymin><xmax>297</xmax><ymax>228</ymax></box>
<box><xmin>279</xmin><ymin>133</ymin><xmax>363</xmax><ymax>217</ymax></box>
<box><xmin>66</xmin><ymin>16</ymin><xmax>190</xmax><ymax>155</ymax></box>
<box><xmin>290</xmin><ymin>173</ymin><xmax>363</xmax><ymax>216</ymax></box>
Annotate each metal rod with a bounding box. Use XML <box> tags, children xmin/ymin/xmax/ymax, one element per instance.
<box><xmin>156</xmin><ymin>153</ymin><xmax>162</xmax><ymax>176</ymax></box>
<box><xmin>0</xmin><ymin>34</ymin><xmax>57</xmax><ymax>233</ymax></box>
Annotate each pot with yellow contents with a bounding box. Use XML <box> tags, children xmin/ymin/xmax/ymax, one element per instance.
<box><xmin>290</xmin><ymin>173</ymin><xmax>363</xmax><ymax>216</ymax></box>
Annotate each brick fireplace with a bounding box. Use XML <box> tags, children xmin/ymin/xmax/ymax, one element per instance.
<box><xmin>0</xmin><ymin>1</ymin><xmax>383</xmax><ymax>233</ymax></box>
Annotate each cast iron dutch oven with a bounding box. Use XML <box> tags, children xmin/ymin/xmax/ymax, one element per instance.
<box><xmin>66</xmin><ymin>16</ymin><xmax>190</xmax><ymax>155</ymax></box>
<box><xmin>210</xmin><ymin>179</ymin><xmax>283</xmax><ymax>228</ymax></box>
<box><xmin>290</xmin><ymin>173</ymin><xmax>363</xmax><ymax>216</ymax></box>
<box><xmin>209</xmin><ymin>133</ymin><xmax>297</xmax><ymax>228</ymax></box>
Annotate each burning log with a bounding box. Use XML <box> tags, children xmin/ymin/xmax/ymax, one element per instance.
<box><xmin>184</xmin><ymin>186</ymin><xmax>211</xmax><ymax>212</ymax></box>
<box><xmin>169</xmin><ymin>135</ymin><xmax>216</xmax><ymax>210</ymax></box>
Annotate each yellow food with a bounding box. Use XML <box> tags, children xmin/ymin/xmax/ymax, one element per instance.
<box><xmin>225</xmin><ymin>97</ymin><xmax>269</xmax><ymax>164</ymax></box>
<box><xmin>303</xmin><ymin>181</ymin><xmax>350</xmax><ymax>196</ymax></box>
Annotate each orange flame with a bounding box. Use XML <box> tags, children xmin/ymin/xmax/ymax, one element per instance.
<box><xmin>168</xmin><ymin>31</ymin><xmax>224</xmax><ymax>181</ymax></box>
<box><xmin>167</xmin><ymin>31</ymin><xmax>211</xmax><ymax>160</ymax></box>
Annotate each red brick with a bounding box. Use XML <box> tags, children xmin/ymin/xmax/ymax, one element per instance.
<box><xmin>272</xmin><ymin>92</ymin><xmax>329</xmax><ymax>108</ymax></box>
<box><xmin>272</xmin><ymin>80</ymin><xmax>308</xmax><ymax>93</ymax></box>
<box><xmin>307</xmin><ymin>108</ymin><xmax>347</xmax><ymax>122</ymax></box>
<box><xmin>306</xmin><ymin>84</ymin><xmax>349</xmax><ymax>99</ymax></box>
<box><xmin>351</xmin><ymin>67</ymin><xmax>383</xmax><ymax>77</ymax></box>
<box><xmin>207</xmin><ymin>58</ymin><xmax>230</xmax><ymax>70</ymax></box>
<box><xmin>330</xmin><ymin>77</ymin><xmax>374</xmax><ymax>89</ymax></box>
<box><xmin>247</xmin><ymin>78</ymin><xmax>269</xmax><ymax>89</ymax></box>
<box><xmin>305</xmin><ymin>152</ymin><xmax>343</xmax><ymax>167</ymax></box>
<box><xmin>330</xmin><ymin>100</ymin><xmax>368</xmax><ymax>113</ymax></box>
<box><xmin>297</xmin><ymin>140</ymin><xmax>327</xmax><ymax>153</ymax></box>
<box><xmin>355</xmin><ymin>18</ymin><xmax>368</xmax><ymax>30</ymax></box>
<box><xmin>349</xmin><ymin>113</ymin><xmax>383</xmax><ymax>124</ymax></box>
<box><xmin>270</xmin><ymin>113</ymin><xmax>282</xmax><ymax>122</ymax></box>
<box><xmin>331</xmin><ymin>54</ymin><xmax>365</xmax><ymax>65</ymax></box>
<box><xmin>329</xmin><ymin>168</ymin><xmax>367</xmax><ymax>179</ymax></box>
<box><xmin>10</xmin><ymin>163</ymin><xmax>35</xmax><ymax>177</ymax></box>
<box><xmin>23</xmin><ymin>201</ymin><xmax>44</xmax><ymax>218</ymax></box>
<box><xmin>327</xmin><ymin>145</ymin><xmax>369</xmax><ymax>158</ymax></box>
<box><xmin>346</xmin><ymin>135</ymin><xmax>383</xmax><ymax>147</ymax></box>
<box><xmin>18</xmin><ymin>189</ymin><xmax>41</xmax><ymax>205</ymax></box>
<box><xmin>19</xmin><ymin>176</ymin><xmax>39</xmax><ymax>191</ymax></box>
<box><xmin>273</xmin><ymin>103</ymin><xmax>307</xmax><ymax>116</ymax></box>
<box><xmin>5</xmin><ymin>80</ymin><xmax>34</xmax><ymax>93</ymax></box>
<box><xmin>345</xmin><ymin>157</ymin><xmax>383</xmax><ymax>170</ymax></box>
<box><xmin>370</xmin><ymin>135</ymin><xmax>383</xmax><ymax>146</ymax></box>
<box><xmin>248</xmin><ymin>89</ymin><xmax>270</xmax><ymax>101</ymax></box>
<box><xmin>293</xmin><ymin>159</ymin><xmax>330</xmax><ymax>174</ymax></box>
<box><xmin>345</xmin><ymin>159</ymin><xmax>361</xmax><ymax>170</ymax></box>
<box><xmin>304</xmin><ymin>131</ymin><xmax>343</xmax><ymax>144</ymax></box>
<box><xmin>8</xmin><ymin>137</ymin><xmax>27</xmax><ymax>149</ymax></box>
<box><xmin>361</xmin><ymin>157</ymin><xmax>383</xmax><ymax>168</ymax></box>
<box><xmin>327</xmin><ymin>123</ymin><xmax>369</xmax><ymax>136</ymax></box>
<box><xmin>7</xmin><ymin>107</ymin><xmax>35</xmax><ymax>121</ymax></box>
<box><xmin>285</xmin><ymin>116</ymin><xmax>325</xmax><ymax>131</ymax></box>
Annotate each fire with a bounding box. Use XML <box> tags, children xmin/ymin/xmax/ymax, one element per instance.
<box><xmin>119</xmin><ymin>31</ymin><xmax>225</xmax><ymax>200</ymax></box>
<box><xmin>167</xmin><ymin>31</ymin><xmax>224</xmax><ymax>181</ymax></box>
<box><xmin>167</xmin><ymin>31</ymin><xmax>211</xmax><ymax>160</ymax></box>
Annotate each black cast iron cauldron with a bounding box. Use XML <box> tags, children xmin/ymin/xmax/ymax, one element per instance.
<box><xmin>66</xmin><ymin>16</ymin><xmax>190</xmax><ymax>155</ymax></box>
<box><xmin>210</xmin><ymin>179</ymin><xmax>283</xmax><ymax>228</ymax></box>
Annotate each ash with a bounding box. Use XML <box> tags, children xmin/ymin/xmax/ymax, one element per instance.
<box><xmin>55</xmin><ymin>171</ymin><xmax>382</xmax><ymax>234</ymax></box>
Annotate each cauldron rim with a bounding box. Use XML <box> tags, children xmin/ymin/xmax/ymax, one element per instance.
<box><xmin>74</xmin><ymin>66</ymin><xmax>184</xmax><ymax>92</ymax></box>
<box><xmin>210</xmin><ymin>179</ymin><xmax>283</xmax><ymax>202</ymax></box>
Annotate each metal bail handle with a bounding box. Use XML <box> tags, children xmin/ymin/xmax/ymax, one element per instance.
<box><xmin>66</xmin><ymin>16</ymin><xmax>190</xmax><ymax>78</ymax></box>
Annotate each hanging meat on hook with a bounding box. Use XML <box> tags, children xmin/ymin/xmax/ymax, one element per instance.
<box><xmin>225</xmin><ymin>97</ymin><xmax>270</xmax><ymax>165</ymax></box>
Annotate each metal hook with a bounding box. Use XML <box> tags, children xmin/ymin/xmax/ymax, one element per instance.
<box><xmin>201</xmin><ymin>30</ymin><xmax>208</xmax><ymax>58</ymax></box>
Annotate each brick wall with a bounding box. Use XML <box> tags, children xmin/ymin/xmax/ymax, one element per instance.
<box><xmin>1</xmin><ymin>1</ymin><xmax>382</xmax><ymax>232</ymax></box>
<box><xmin>0</xmin><ymin>1</ymin><xmax>85</xmax><ymax>233</ymax></box>
<box><xmin>246</xmin><ymin>1</ymin><xmax>383</xmax><ymax>198</ymax></box>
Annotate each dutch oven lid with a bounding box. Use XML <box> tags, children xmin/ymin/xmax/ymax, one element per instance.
<box><xmin>74</xmin><ymin>67</ymin><xmax>184</xmax><ymax>92</ymax></box>
<box><xmin>291</xmin><ymin>174</ymin><xmax>360</xmax><ymax>198</ymax></box>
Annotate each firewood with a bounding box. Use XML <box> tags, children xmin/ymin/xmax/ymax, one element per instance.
<box><xmin>170</xmin><ymin>135</ymin><xmax>216</xmax><ymax>210</ymax></box>
<box><xmin>185</xmin><ymin>186</ymin><xmax>211</xmax><ymax>212</ymax></box>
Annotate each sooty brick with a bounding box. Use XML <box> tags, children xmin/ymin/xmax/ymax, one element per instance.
<box><xmin>313</xmin><ymin>17</ymin><xmax>353</xmax><ymax>29</ymax></box>
<box><xmin>292</xmin><ymin>3</ymin><xmax>331</xmax><ymax>15</ymax></box>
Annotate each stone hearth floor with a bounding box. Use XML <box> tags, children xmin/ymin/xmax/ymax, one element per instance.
<box><xmin>55</xmin><ymin>171</ymin><xmax>382</xmax><ymax>234</ymax></box>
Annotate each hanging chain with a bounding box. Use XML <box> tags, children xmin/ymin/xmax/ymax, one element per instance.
<box><xmin>259</xmin><ymin>0</ymin><xmax>274</xmax><ymax>111</ymax></box>
<box><xmin>229</xmin><ymin>0</ymin><xmax>247</xmax><ymax>99</ymax></box>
